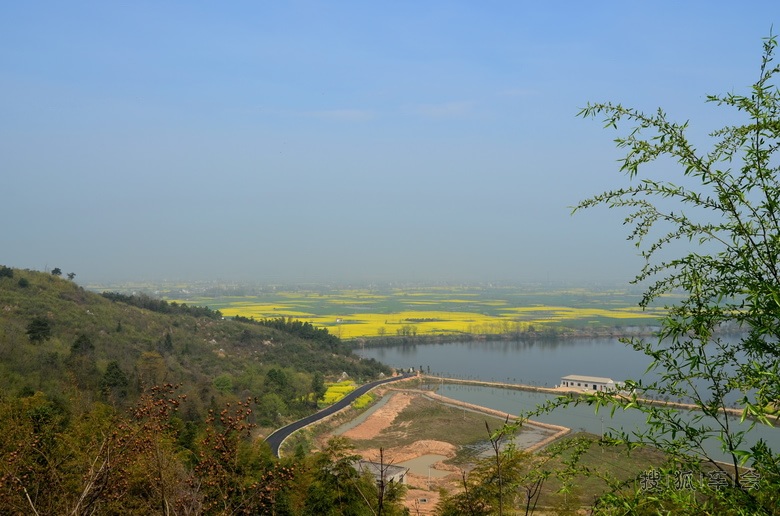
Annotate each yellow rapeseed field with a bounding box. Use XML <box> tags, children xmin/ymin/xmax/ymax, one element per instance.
<box><xmin>320</xmin><ymin>381</ymin><xmax>356</xmax><ymax>405</ymax></box>
<box><xmin>169</xmin><ymin>286</ymin><xmax>663</xmax><ymax>339</ymax></box>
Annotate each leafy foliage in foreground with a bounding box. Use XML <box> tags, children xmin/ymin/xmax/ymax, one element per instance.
<box><xmin>436</xmin><ymin>427</ymin><xmax>664</xmax><ymax>516</ymax></box>
<box><xmin>527</xmin><ymin>34</ymin><xmax>780</xmax><ymax>514</ymax></box>
<box><xmin>0</xmin><ymin>386</ymin><xmax>405</xmax><ymax>514</ymax></box>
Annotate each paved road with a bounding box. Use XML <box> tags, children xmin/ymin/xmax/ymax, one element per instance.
<box><xmin>264</xmin><ymin>373</ymin><xmax>415</xmax><ymax>457</ymax></box>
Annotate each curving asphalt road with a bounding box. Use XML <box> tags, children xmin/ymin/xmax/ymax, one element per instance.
<box><xmin>264</xmin><ymin>373</ymin><xmax>415</xmax><ymax>457</ymax></box>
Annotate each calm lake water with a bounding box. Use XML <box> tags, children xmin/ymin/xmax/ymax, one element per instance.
<box><xmin>354</xmin><ymin>338</ymin><xmax>780</xmax><ymax>462</ymax></box>
<box><xmin>355</xmin><ymin>338</ymin><xmax>650</xmax><ymax>386</ymax></box>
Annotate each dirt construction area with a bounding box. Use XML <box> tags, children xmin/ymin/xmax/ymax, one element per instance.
<box><xmin>316</xmin><ymin>388</ymin><xmax>569</xmax><ymax>514</ymax></box>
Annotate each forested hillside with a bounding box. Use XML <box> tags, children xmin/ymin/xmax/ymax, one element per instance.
<box><xmin>0</xmin><ymin>267</ymin><xmax>388</xmax><ymax>420</ymax></box>
<box><xmin>0</xmin><ymin>266</ymin><xmax>403</xmax><ymax>514</ymax></box>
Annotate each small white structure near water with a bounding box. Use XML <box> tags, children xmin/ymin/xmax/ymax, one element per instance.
<box><xmin>357</xmin><ymin>460</ymin><xmax>409</xmax><ymax>485</ymax></box>
<box><xmin>560</xmin><ymin>374</ymin><xmax>620</xmax><ymax>392</ymax></box>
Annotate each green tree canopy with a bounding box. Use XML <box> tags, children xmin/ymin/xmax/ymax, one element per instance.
<box><xmin>101</xmin><ymin>360</ymin><xmax>129</xmax><ymax>401</ymax></box>
<box><xmin>26</xmin><ymin>316</ymin><xmax>52</xmax><ymax>343</ymax></box>
<box><xmin>70</xmin><ymin>333</ymin><xmax>95</xmax><ymax>355</ymax></box>
<box><xmin>311</xmin><ymin>371</ymin><xmax>326</xmax><ymax>406</ymax></box>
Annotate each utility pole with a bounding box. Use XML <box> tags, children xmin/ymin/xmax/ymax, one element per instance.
<box><xmin>601</xmin><ymin>416</ymin><xmax>605</xmax><ymax>454</ymax></box>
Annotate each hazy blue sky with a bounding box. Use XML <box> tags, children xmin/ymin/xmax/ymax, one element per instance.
<box><xmin>1</xmin><ymin>2</ymin><xmax>776</xmax><ymax>285</ymax></box>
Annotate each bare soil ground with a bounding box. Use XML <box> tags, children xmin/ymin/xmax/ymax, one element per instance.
<box><xmin>319</xmin><ymin>388</ymin><xmax>562</xmax><ymax>514</ymax></box>
<box><xmin>341</xmin><ymin>390</ymin><xmax>414</xmax><ymax>441</ymax></box>
<box><xmin>335</xmin><ymin>391</ymin><xmax>457</xmax><ymax>511</ymax></box>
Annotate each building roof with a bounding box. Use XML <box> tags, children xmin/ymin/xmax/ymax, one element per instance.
<box><xmin>357</xmin><ymin>461</ymin><xmax>408</xmax><ymax>479</ymax></box>
<box><xmin>561</xmin><ymin>374</ymin><xmax>615</xmax><ymax>384</ymax></box>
